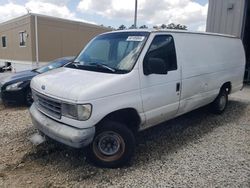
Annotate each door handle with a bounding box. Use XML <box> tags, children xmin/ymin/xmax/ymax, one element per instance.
<box><xmin>176</xmin><ymin>82</ymin><xmax>180</xmax><ymax>92</ymax></box>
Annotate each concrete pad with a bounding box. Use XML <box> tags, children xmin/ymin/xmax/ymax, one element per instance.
<box><xmin>230</xmin><ymin>85</ymin><xmax>250</xmax><ymax>101</ymax></box>
<box><xmin>0</xmin><ymin>72</ymin><xmax>12</xmax><ymax>80</ymax></box>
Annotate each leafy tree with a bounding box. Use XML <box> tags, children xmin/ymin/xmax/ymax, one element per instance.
<box><xmin>118</xmin><ymin>24</ymin><xmax>126</xmax><ymax>30</ymax></box>
<box><xmin>107</xmin><ymin>26</ymin><xmax>115</xmax><ymax>30</ymax></box>
<box><xmin>139</xmin><ymin>25</ymin><xmax>148</xmax><ymax>29</ymax></box>
<box><xmin>152</xmin><ymin>23</ymin><xmax>187</xmax><ymax>30</ymax></box>
<box><xmin>165</xmin><ymin>23</ymin><xmax>187</xmax><ymax>30</ymax></box>
<box><xmin>153</xmin><ymin>25</ymin><xmax>159</xmax><ymax>29</ymax></box>
<box><xmin>129</xmin><ymin>24</ymin><xmax>136</xmax><ymax>29</ymax></box>
<box><xmin>161</xmin><ymin>24</ymin><xmax>167</xmax><ymax>29</ymax></box>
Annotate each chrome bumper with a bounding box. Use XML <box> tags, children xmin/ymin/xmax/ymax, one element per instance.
<box><xmin>29</xmin><ymin>104</ymin><xmax>95</xmax><ymax>148</ymax></box>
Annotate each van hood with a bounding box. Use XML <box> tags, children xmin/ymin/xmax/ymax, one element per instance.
<box><xmin>31</xmin><ymin>67</ymin><xmax>139</xmax><ymax>103</ymax></box>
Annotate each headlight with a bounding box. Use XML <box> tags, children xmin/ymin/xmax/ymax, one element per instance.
<box><xmin>62</xmin><ymin>103</ymin><xmax>92</xmax><ymax>121</ymax></box>
<box><xmin>6</xmin><ymin>81</ymin><xmax>24</xmax><ymax>91</ymax></box>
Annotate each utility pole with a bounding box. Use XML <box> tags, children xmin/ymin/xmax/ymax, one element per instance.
<box><xmin>134</xmin><ymin>0</ymin><xmax>138</xmax><ymax>28</ymax></box>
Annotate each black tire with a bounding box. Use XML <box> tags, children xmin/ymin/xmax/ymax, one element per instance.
<box><xmin>210</xmin><ymin>88</ymin><xmax>228</xmax><ymax>114</ymax></box>
<box><xmin>86</xmin><ymin>121</ymin><xmax>135</xmax><ymax>168</ymax></box>
<box><xmin>25</xmin><ymin>89</ymin><xmax>33</xmax><ymax>106</ymax></box>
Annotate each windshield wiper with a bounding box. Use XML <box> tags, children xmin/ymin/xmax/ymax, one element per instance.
<box><xmin>89</xmin><ymin>63</ymin><xmax>116</xmax><ymax>72</ymax></box>
<box><xmin>68</xmin><ymin>61</ymin><xmax>119</xmax><ymax>73</ymax></box>
<box><xmin>71</xmin><ymin>61</ymin><xmax>81</xmax><ymax>68</ymax></box>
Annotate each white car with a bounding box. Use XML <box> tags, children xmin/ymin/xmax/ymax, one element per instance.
<box><xmin>30</xmin><ymin>30</ymin><xmax>246</xmax><ymax>168</ymax></box>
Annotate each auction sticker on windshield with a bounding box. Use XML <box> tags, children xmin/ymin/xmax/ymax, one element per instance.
<box><xmin>126</xmin><ymin>36</ymin><xmax>145</xmax><ymax>42</ymax></box>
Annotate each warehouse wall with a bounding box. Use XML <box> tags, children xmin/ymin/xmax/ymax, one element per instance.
<box><xmin>0</xmin><ymin>15</ymin><xmax>33</xmax><ymax>62</ymax></box>
<box><xmin>206</xmin><ymin>0</ymin><xmax>246</xmax><ymax>37</ymax></box>
<box><xmin>0</xmin><ymin>14</ymin><xmax>111</xmax><ymax>71</ymax></box>
<box><xmin>36</xmin><ymin>15</ymin><xmax>111</xmax><ymax>62</ymax></box>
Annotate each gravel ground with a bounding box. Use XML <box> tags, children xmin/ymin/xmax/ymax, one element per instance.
<box><xmin>0</xmin><ymin>87</ymin><xmax>249</xmax><ymax>188</ymax></box>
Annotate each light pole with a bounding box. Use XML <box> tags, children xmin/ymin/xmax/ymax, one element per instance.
<box><xmin>134</xmin><ymin>0</ymin><xmax>138</xmax><ymax>28</ymax></box>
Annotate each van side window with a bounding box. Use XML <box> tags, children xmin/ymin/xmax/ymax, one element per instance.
<box><xmin>144</xmin><ymin>35</ymin><xmax>177</xmax><ymax>73</ymax></box>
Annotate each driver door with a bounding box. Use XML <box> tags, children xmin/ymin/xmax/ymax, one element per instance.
<box><xmin>139</xmin><ymin>34</ymin><xmax>181</xmax><ymax>129</ymax></box>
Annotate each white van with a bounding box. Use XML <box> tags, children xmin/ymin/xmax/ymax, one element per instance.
<box><xmin>30</xmin><ymin>30</ymin><xmax>245</xmax><ymax>168</ymax></box>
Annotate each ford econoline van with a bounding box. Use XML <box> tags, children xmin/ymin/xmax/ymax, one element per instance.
<box><xmin>30</xmin><ymin>30</ymin><xmax>246</xmax><ymax>168</ymax></box>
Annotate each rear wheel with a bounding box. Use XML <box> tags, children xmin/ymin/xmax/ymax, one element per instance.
<box><xmin>87</xmin><ymin>121</ymin><xmax>135</xmax><ymax>168</ymax></box>
<box><xmin>210</xmin><ymin>88</ymin><xmax>228</xmax><ymax>114</ymax></box>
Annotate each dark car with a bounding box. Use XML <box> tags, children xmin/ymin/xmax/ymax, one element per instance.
<box><xmin>0</xmin><ymin>56</ymin><xmax>74</xmax><ymax>106</ymax></box>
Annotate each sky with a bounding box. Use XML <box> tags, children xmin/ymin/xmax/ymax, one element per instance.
<box><xmin>0</xmin><ymin>0</ymin><xmax>208</xmax><ymax>31</ymax></box>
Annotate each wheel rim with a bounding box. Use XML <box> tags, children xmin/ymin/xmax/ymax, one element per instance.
<box><xmin>93</xmin><ymin>131</ymin><xmax>125</xmax><ymax>162</ymax></box>
<box><xmin>26</xmin><ymin>91</ymin><xmax>33</xmax><ymax>105</ymax></box>
<box><xmin>219</xmin><ymin>95</ymin><xmax>227</xmax><ymax>111</ymax></box>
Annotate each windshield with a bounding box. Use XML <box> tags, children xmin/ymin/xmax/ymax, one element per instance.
<box><xmin>35</xmin><ymin>57</ymin><xmax>73</xmax><ymax>74</ymax></box>
<box><xmin>66</xmin><ymin>32</ymin><xmax>149</xmax><ymax>73</ymax></box>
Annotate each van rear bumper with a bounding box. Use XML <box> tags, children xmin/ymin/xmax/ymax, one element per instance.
<box><xmin>29</xmin><ymin>104</ymin><xmax>95</xmax><ymax>148</ymax></box>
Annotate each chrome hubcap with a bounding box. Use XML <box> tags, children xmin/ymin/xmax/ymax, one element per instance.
<box><xmin>93</xmin><ymin>131</ymin><xmax>125</xmax><ymax>162</ymax></box>
<box><xmin>97</xmin><ymin>132</ymin><xmax>121</xmax><ymax>156</ymax></box>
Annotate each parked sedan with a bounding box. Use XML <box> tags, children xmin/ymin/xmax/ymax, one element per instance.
<box><xmin>0</xmin><ymin>56</ymin><xmax>74</xmax><ymax>106</ymax></box>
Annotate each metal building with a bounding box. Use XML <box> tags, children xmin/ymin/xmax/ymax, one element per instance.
<box><xmin>0</xmin><ymin>13</ymin><xmax>111</xmax><ymax>72</ymax></box>
<box><xmin>207</xmin><ymin>0</ymin><xmax>250</xmax><ymax>82</ymax></box>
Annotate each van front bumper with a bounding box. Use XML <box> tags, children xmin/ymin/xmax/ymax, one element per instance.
<box><xmin>29</xmin><ymin>104</ymin><xmax>95</xmax><ymax>148</ymax></box>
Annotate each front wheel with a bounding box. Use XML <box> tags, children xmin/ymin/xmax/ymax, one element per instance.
<box><xmin>210</xmin><ymin>88</ymin><xmax>228</xmax><ymax>114</ymax></box>
<box><xmin>87</xmin><ymin>121</ymin><xmax>135</xmax><ymax>168</ymax></box>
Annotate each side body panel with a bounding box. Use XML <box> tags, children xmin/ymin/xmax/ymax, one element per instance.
<box><xmin>174</xmin><ymin>33</ymin><xmax>245</xmax><ymax>116</ymax></box>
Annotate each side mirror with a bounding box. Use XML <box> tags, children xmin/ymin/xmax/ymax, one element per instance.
<box><xmin>144</xmin><ymin>57</ymin><xmax>168</xmax><ymax>75</ymax></box>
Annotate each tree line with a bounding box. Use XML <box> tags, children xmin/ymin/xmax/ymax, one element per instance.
<box><xmin>115</xmin><ymin>23</ymin><xmax>187</xmax><ymax>30</ymax></box>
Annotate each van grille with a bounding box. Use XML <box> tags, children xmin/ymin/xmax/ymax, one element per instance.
<box><xmin>33</xmin><ymin>91</ymin><xmax>62</xmax><ymax>119</ymax></box>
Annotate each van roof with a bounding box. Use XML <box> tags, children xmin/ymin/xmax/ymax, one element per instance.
<box><xmin>107</xmin><ymin>29</ymin><xmax>238</xmax><ymax>39</ymax></box>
